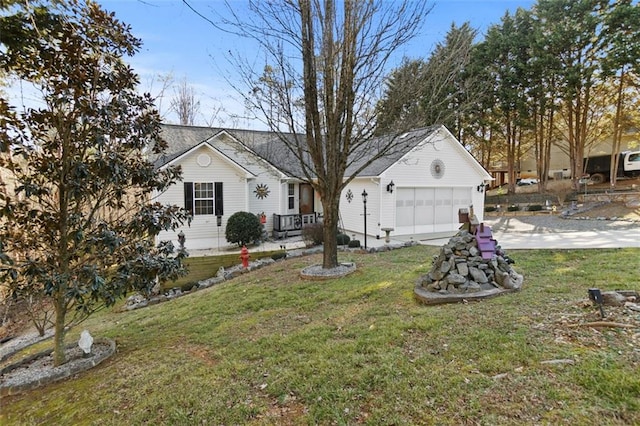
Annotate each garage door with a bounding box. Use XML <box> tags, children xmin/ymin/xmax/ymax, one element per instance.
<box><xmin>396</xmin><ymin>187</ymin><xmax>472</xmax><ymax>235</ymax></box>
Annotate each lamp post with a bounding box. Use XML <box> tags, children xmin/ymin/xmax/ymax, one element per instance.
<box><xmin>362</xmin><ymin>189</ymin><xmax>368</xmax><ymax>249</ymax></box>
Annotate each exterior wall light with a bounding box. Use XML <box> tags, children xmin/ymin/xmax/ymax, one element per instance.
<box><xmin>386</xmin><ymin>180</ymin><xmax>395</xmax><ymax>193</ymax></box>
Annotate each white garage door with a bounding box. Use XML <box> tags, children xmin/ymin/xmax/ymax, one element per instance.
<box><xmin>396</xmin><ymin>187</ymin><xmax>472</xmax><ymax>235</ymax></box>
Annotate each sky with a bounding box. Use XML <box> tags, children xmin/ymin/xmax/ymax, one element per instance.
<box><xmin>13</xmin><ymin>0</ymin><xmax>536</xmax><ymax>129</ymax></box>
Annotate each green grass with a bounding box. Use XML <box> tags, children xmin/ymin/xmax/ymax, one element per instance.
<box><xmin>2</xmin><ymin>247</ymin><xmax>639</xmax><ymax>425</ymax></box>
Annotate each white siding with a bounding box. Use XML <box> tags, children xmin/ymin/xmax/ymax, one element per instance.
<box><xmin>363</xmin><ymin>130</ymin><xmax>489</xmax><ymax>238</ymax></box>
<box><xmin>339</xmin><ymin>179</ymin><xmax>381</xmax><ymax>238</ymax></box>
<box><xmin>156</xmin><ymin>145</ymin><xmax>277</xmax><ymax>250</ymax></box>
<box><xmin>248</xmin><ymin>174</ymin><xmax>282</xmax><ymax>231</ymax></box>
<box><xmin>340</xmin><ymin>131</ymin><xmax>488</xmax><ymax>239</ymax></box>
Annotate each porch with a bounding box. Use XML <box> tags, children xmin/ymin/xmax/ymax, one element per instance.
<box><xmin>273</xmin><ymin>213</ymin><xmax>320</xmax><ymax>238</ymax></box>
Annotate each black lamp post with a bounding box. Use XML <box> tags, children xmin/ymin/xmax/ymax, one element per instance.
<box><xmin>362</xmin><ymin>189</ymin><xmax>368</xmax><ymax>249</ymax></box>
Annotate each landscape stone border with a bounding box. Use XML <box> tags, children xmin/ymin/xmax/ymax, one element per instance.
<box><xmin>124</xmin><ymin>241</ymin><xmax>419</xmax><ymax>310</ymax></box>
<box><xmin>0</xmin><ymin>337</ymin><xmax>116</xmax><ymax>397</ymax></box>
<box><xmin>300</xmin><ymin>262</ymin><xmax>357</xmax><ymax>280</ymax></box>
<box><xmin>414</xmin><ymin>285</ymin><xmax>519</xmax><ymax>305</ymax></box>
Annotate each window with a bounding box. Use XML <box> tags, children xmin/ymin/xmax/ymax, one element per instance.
<box><xmin>184</xmin><ymin>182</ymin><xmax>223</xmax><ymax>216</ymax></box>
<box><xmin>194</xmin><ymin>183</ymin><xmax>214</xmax><ymax>215</ymax></box>
<box><xmin>288</xmin><ymin>183</ymin><xmax>295</xmax><ymax>210</ymax></box>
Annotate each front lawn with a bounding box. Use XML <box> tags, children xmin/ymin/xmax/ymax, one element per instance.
<box><xmin>2</xmin><ymin>247</ymin><xmax>639</xmax><ymax>425</ymax></box>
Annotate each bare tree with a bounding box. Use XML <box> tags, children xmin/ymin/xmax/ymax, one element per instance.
<box><xmin>144</xmin><ymin>72</ymin><xmax>174</xmax><ymax>121</ymax></box>
<box><xmin>204</xmin><ymin>0</ymin><xmax>431</xmax><ymax>269</ymax></box>
<box><xmin>170</xmin><ymin>77</ymin><xmax>201</xmax><ymax>125</ymax></box>
<box><xmin>203</xmin><ymin>100</ymin><xmax>228</xmax><ymax>127</ymax></box>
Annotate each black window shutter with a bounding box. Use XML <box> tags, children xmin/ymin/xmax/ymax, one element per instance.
<box><xmin>184</xmin><ymin>182</ymin><xmax>193</xmax><ymax>215</ymax></box>
<box><xmin>214</xmin><ymin>182</ymin><xmax>223</xmax><ymax>216</ymax></box>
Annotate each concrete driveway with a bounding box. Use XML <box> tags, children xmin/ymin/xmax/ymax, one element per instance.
<box><xmin>420</xmin><ymin>216</ymin><xmax>640</xmax><ymax>250</ymax></box>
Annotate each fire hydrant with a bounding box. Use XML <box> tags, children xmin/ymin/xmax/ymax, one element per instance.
<box><xmin>240</xmin><ymin>245</ymin><xmax>250</xmax><ymax>268</ymax></box>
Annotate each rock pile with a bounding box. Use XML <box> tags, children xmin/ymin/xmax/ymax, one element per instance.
<box><xmin>415</xmin><ymin>229</ymin><xmax>523</xmax><ymax>305</ymax></box>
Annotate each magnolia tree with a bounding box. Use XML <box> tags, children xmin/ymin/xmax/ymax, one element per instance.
<box><xmin>0</xmin><ymin>1</ymin><xmax>189</xmax><ymax>366</ymax></box>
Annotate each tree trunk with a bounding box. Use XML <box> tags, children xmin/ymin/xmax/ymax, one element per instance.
<box><xmin>610</xmin><ymin>68</ymin><xmax>625</xmax><ymax>188</ymax></box>
<box><xmin>53</xmin><ymin>294</ymin><xmax>67</xmax><ymax>366</ymax></box>
<box><xmin>506</xmin><ymin>119</ymin><xmax>517</xmax><ymax>194</ymax></box>
<box><xmin>321</xmin><ymin>194</ymin><xmax>340</xmax><ymax>269</ymax></box>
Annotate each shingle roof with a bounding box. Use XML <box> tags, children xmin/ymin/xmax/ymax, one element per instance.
<box><xmin>155</xmin><ymin>124</ymin><xmax>288</xmax><ymax>177</ymax></box>
<box><xmin>154</xmin><ymin>124</ymin><xmax>222</xmax><ymax>167</ymax></box>
<box><xmin>345</xmin><ymin>126</ymin><xmax>440</xmax><ymax>176</ymax></box>
<box><xmin>156</xmin><ymin>123</ymin><xmax>443</xmax><ymax>179</ymax></box>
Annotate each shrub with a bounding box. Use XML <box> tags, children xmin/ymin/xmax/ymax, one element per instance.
<box><xmin>225</xmin><ymin>211</ymin><xmax>263</xmax><ymax>246</ymax></box>
<box><xmin>180</xmin><ymin>283</ymin><xmax>196</xmax><ymax>292</ymax></box>
<box><xmin>484</xmin><ymin>205</ymin><xmax>497</xmax><ymax>212</ymax></box>
<box><xmin>301</xmin><ymin>222</ymin><xmax>324</xmax><ymax>246</ymax></box>
<box><xmin>337</xmin><ymin>233</ymin><xmax>351</xmax><ymax>245</ymax></box>
<box><xmin>271</xmin><ymin>251</ymin><xmax>287</xmax><ymax>261</ymax></box>
<box><xmin>507</xmin><ymin>204</ymin><xmax>520</xmax><ymax>212</ymax></box>
<box><xmin>528</xmin><ymin>204</ymin><xmax>543</xmax><ymax>211</ymax></box>
<box><xmin>348</xmin><ymin>240</ymin><xmax>361</xmax><ymax>248</ymax></box>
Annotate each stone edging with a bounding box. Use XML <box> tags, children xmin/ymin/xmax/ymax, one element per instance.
<box><xmin>299</xmin><ymin>262</ymin><xmax>357</xmax><ymax>280</ymax></box>
<box><xmin>414</xmin><ymin>284</ymin><xmax>519</xmax><ymax>305</ymax></box>
<box><xmin>0</xmin><ymin>337</ymin><xmax>116</xmax><ymax>397</ymax></box>
<box><xmin>124</xmin><ymin>241</ymin><xmax>420</xmax><ymax>311</ymax></box>
<box><xmin>485</xmin><ymin>212</ymin><xmax>640</xmax><ymax>223</ymax></box>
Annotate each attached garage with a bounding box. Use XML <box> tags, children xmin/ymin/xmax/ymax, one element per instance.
<box><xmin>395</xmin><ymin>187</ymin><xmax>472</xmax><ymax>235</ymax></box>
<box><xmin>339</xmin><ymin>126</ymin><xmax>492</xmax><ymax>239</ymax></box>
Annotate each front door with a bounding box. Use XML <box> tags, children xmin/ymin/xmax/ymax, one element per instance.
<box><xmin>299</xmin><ymin>184</ymin><xmax>314</xmax><ymax>214</ymax></box>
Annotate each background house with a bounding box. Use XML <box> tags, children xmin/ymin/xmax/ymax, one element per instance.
<box><xmin>154</xmin><ymin>124</ymin><xmax>491</xmax><ymax>250</ymax></box>
<box><xmin>506</xmin><ymin>132</ymin><xmax>639</xmax><ymax>182</ymax></box>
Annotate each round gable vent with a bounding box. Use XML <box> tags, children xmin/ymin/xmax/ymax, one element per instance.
<box><xmin>430</xmin><ymin>159</ymin><xmax>445</xmax><ymax>179</ymax></box>
<box><xmin>197</xmin><ymin>153</ymin><xmax>211</xmax><ymax>167</ymax></box>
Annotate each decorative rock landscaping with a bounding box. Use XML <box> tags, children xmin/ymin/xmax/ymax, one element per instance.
<box><xmin>300</xmin><ymin>262</ymin><xmax>357</xmax><ymax>280</ymax></box>
<box><xmin>0</xmin><ymin>337</ymin><xmax>116</xmax><ymax>396</ymax></box>
<box><xmin>415</xmin><ymin>229</ymin><xmax>523</xmax><ymax>305</ymax></box>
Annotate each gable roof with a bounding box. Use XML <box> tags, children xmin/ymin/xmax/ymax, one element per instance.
<box><xmin>345</xmin><ymin>126</ymin><xmax>440</xmax><ymax>177</ymax></box>
<box><xmin>157</xmin><ymin>123</ymin><xmax>489</xmax><ymax>181</ymax></box>
<box><xmin>436</xmin><ymin>126</ymin><xmax>493</xmax><ymax>180</ymax></box>
<box><xmin>155</xmin><ymin>124</ymin><xmax>286</xmax><ymax>178</ymax></box>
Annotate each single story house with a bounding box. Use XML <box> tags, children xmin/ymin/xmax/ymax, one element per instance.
<box><xmin>154</xmin><ymin>124</ymin><xmax>491</xmax><ymax>250</ymax></box>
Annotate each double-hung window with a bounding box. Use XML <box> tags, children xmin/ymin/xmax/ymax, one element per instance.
<box><xmin>184</xmin><ymin>182</ymin><xmax>223</xmax><ymax>216</ymax></box>
<box><xmin>194</xmin><ymin>183</ymin><xmax>214</xmax><ymax>215</ymax></box>
<box><xmin>288</xmin><ymin>183</ymin><xmax>295</xmax><ymax>210</ymax></box>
